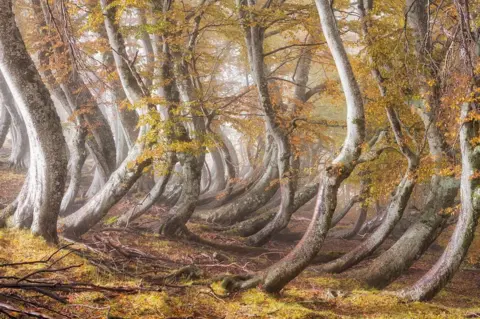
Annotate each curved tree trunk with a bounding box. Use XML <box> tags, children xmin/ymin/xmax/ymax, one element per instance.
<box><xmin>196</xmin><ymin>136</ymin><xmax>269</xmax><ymax>211</ymax></box>
<box><xmin>317</xmin><ymin>107</ymin><xmax>419</xmax><ymax>274</ymax></box>
<box><xmin>0</xmin><ymin>77</ymin><xmax>29</xmax><ymax>169</ymax></box>
<box><xmin>219</xmin><ymin>127</ymin><xmax>239</xmax><ymax>176</ymax></box>
<box><xmin>159</xmin><ymin>151</ymin><xmax>201</xmax><ymax>236</ymax></box>
<box><xmin>349</xmin><ymin>0</ymin><xmax>459</xmax><ymax>291</ymax></box>
<box><xmin>332</xmin><ymin>204</ymin><xmax>368</xmax><ymax>239</ymax></box>
<box><xmin>200</xmin><ymin>163</ymin><xmax>212</xmax><ymax>195</ymax></box>
<box><xmin>197</xmin><ymin>128</ymin><xmax>237</xmax><ymax>206</ymax></box>
<box><xmin>60</xmin><ymin>0</ymin><xmax>156</xmax><ymax>238</ymax></box>
<box><xmin>33</xmin><ymin>0</ymin><xmax>117</xmax><ymax>181</ymax></box>
<box><xmin>223</xmin><ymin>0</ymin><xmax>365</xmax><ymax>293</ymax></box>
<box><xmin>330</xmin><ymin>175</ymin><xmax>371</xmax><ymax>239</ymax></box>
<box><xmin>31</xmin><ymin>0</ymin><xmax>117</xmax><ymax>207</ymax></box>
<box><xmin>199</xmin><ymin>144</ymin><xmax>279</xmax><ymax>225</ymax></box>
<box><xmin>397</xmin><ymin>101</ymin><xmax>479</xmax><ymax>301</ymax></box>
<box><xmin>229</xmin><ymin>182</ymin><xmax>319</xmax><ymax>237</ymax></box>
<box><xmin>358</xmin><ymin>202</ymin><xmax>384</xmax><ymax>236</ymax></box>
<box><xmin>207</xmin><ymin>148</ymin><xmax>227</xmax><ymax>193</ymax></box>
<box><xmin>0</xmin><ymin>103</ymin><xmax>10</xmax><ymax>149</ymax></box>
<box><xmin>0</xmin><ymin>0</ymin><xmax>68</xmax><ymax>243</ymax></box>
<box><xmin>115</xmin><ymin>153</ymin><xmax>176</xmax><ymax>227</ymax></box>
<box><xmin>330</xmin><ymin>195</ymin><xmax>361</xmax><ymax>228</ymax></box>
<box><xmin>237</xmin><ymin>0</ymin><xmax>296</xmax><ymax>247</ymax></box>
<box><xmin>60</xmin><ymin>125</ymin><xmax>88</xmax><ymax>215</ymax></box>
<box><xmin>358</xmin><ymin>176</ymin><xmax>459</xmax><ymax>288</ymax></box>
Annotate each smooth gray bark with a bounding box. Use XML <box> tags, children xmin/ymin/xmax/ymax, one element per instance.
<box><xmin>397</xmin><ymin>102</ymin><xmax>479</xmax><ymax>301</ymax></box>
<box><xmin>0</xmin><ymin>75</ymin><xmax>29</xmax><ymax>169</ymax></box>
<box><xmin>359</xmin><ymin>176</ymin><xmax>459</xmax><ymax>288</ymax></box>
<box><xmin>61</xmin><ymin>0</ymin><xmax>155</xmax><ymax>238</ymax></box>
<box><xmin>223</xmin><ymin>0</ymin><xmax>365</xmax><ymax>293</ymax></box>
<box><xmin>0</xmin><ymin>103</ymin><xmax>10</xmax><ymax>149</ymax></box>
<box><xmin>0</xmin><ymin>0</ymin><xmax>68</xmax><ymax>243</ymax></box>
<box><xmin>199</xmin><ymin>144</ymin><xmax>280</xmax><ymax>225</ymax></box>
<box><xmin>115</xmin><ymin>153</ymin><xmax>176</xmax><ymax>227</ymax></box>
<box><xmin>237</xmin><ymin>0</ymin><xmax>295</xmax><ymax>246</ymax></box>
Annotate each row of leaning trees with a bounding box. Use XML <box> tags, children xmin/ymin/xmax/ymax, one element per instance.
<box><xmin>0</xmin><ymin>0</ymin><xmax>479</xmax><ymax>302</ymax></box>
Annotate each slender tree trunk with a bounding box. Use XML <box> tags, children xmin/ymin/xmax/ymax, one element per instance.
<box><xmin>197</xmin><ymin>127</ymin><xmax>237</xmax><ymax>206</ymax></box>
<box><xmin>0</xmin><ymin>103</ymin><xmax>10</xmax><ymax>149</ymax></box>
<box><xmin>330</xmin><ymin>195</ymin><xmax>361</xmax><ymax>228</ymax></box>
<box><xmin>317</xmin><ymin>107</ymin><xmax>419</xmax><ymax>274</ymax></box>
<box><xmin>331</xmin><ymin>175</ymin><xmax>370</xmax><ymax>239</ymax></box>
<box><xmin>396</xmin><ymin>98</ymin><xmax>479</xmax><ymax>300</ymax></box>
<box><xmin>31</xmin><ymin>0</ymin><xmax>116</xmax><ymax>207</ymax></box>
<box><xmin>0</xmin><ymin>0</ymin><xmax>68</xmax><ymax>243</ymax></box>
<box><xmin>199</xmin><ymin>144</ymin><xmax>280</xmax><ymax>225</ymax></box>
<box><xmin>229</xmin><ymin>182</ymin><xmax>319</xmax><ymax>237</ymax></box>
<box><xmin>60</xmin><ymin>0</ymin><xmax>156</xmax><ymax>238</ymax></box>
<box><xmin>358</xmin><ymin>176</ymin><xmax>459</xmax><ymax>288</ymax></box>
<box><xmin>332</xmin><ymin>204</ymin><xmax>367</xmax><ymax>240</ymax></box>
<box><xmin>60</xmin><ymin>126</ymin><xmax>88</xmax><ymax>215</ymax></box>
<box><xmin>223</xmin><ymin>0</ymin><xmax>365</xmax><ymax>292</ymax></box>
<box><xmin>237</xmin><ymin>0</ymin><xmax>295</xmax><ymax>247</ymax></box>
<box><xmin>0</xmin><ymin>77</ymin><xmax>29</xmax><ymax>169</ymax></box>
<box><xmin>115</xmin><ymin>153</ymin><xmax>176</xmax><ymax>227</ymax></box>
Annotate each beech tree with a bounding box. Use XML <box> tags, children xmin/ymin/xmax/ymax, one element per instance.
<box><xmin>0</xmin><ymin>0</ymin><xmax>67</xmax><ymax>243</ymax></box>
<box><xmin>0</xmin><ymin>0</ymin><xmax>479</xmax><ymax>313</ymax></box>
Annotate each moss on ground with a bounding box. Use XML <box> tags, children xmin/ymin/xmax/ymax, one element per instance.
<box><xmin>1</xmin><ymin>229</ymin><xmax>480</xmax><ymax>318</ymax></box>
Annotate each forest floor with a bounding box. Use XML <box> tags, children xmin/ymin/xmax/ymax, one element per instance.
<box><xmin>1</xmin><ymin>159</ymin><xmax>480</xmax><ymax>318</ymax></box>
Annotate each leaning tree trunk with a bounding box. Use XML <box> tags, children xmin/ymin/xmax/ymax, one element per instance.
<box><xmin>60</xmin><ymin>0</ymin><xmax>156</xmax><ymax>238</ymax></box>
<box><xmin>358</xmin><ymin>175</ymin><xmax>459</xmax><ymax>288</ymax></box>
<box><xmin>349</xmin><ymin>0</ymin><xmax>459</xmax><ymax>289</ymax></box>
<box><xmin>236</xmin><ymin>0</ymin><xmax>296</xmax><ymax>247</ymax></box>
<box><xmin>317</xmin><ymin>161</ymin><xmax>417</xmax><ymax>273</ymax></box>
<box><xmin>317</xmin><ymin>106</ymin><xmax>419</xmax><ymax>274</ymax></box>
<box><xmin>330</xmin><ymin>194</ymin><xmax>361</xmax><ymax>228</ymax></box>
<box><xmin>0</xmin><ymin>0</ymin><xmax>68</xmax><ymax>243</ymax></box>
<box><xmin>115</xmin><ymin>153</ymin><xmax>176</xmax><ymax>227</ymax></box>
<box><xmin>199</xmin><ymin>144</ymin><xmax>280</xmax><ymax>225</ymax></box>
<box><xmin>396</xmin><ymin>100</ymin><xmax>479</xmax><ymax>301</ymax></box>
<box><xmin>330</xmin><ymin>174</ymin><xmax>371</xmax><ymax>239</ymax></box>
<box><xmin>222</xmin><ymin>0</ymin><xmax>365</xmax><ymax>293</ymax></box>
<box><xmin>0</xmin><ymin>76</ymin><xmax>29</xmax><ymax>169</ymax></box>
<box><xmin>60</xmin><ymin>125</ymin><xmax>88</xmax><ymax>215</ymax></box>
<box><xmin>0</xmin><ymin>103</ymin><xmax>10</xmax><ymax>149</ymax></box>
<box><xmin>228</xmin><ymin>182</ymin><xmax>319</xmax><ymax>237</ymax></box>
<box><xmin>31</xmin><ymin>0</ymin><xmax>116</xmax><ymax>208</ymax></box>
<box><xmin>331</xmin><ymin>203</ymin><xmax>368</xmax><ymax>240</ymax></box>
